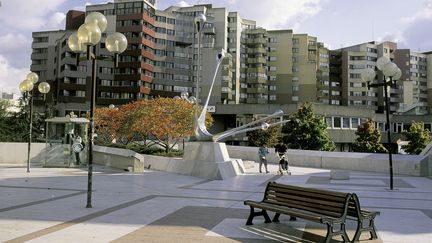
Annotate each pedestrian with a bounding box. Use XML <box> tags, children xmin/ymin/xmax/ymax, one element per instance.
<box><xmin>258</xmin><ymin>143</ymin><xmax>269</xmax><ymax>173</ymax></box>
<box><xmin>72</xmin><ymin>133</ymin><xmax>83</xmax><ymax>165</ymax></box>
<box><xmin>275</xmin><ymin>143</ymin><xmax>290</xmax><ymax>175</ymax></box>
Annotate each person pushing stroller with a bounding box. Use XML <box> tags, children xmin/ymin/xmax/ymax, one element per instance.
<box><xmin>275</xmin><ymin>143</ymin><xmax>290</xmax><ymax>175</ymax></box>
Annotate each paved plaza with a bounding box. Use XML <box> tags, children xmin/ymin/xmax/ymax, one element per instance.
<box><xmin>1</xmin><ymin>163</ymin><xmax>432</xmax><ymax>243</ymax></box>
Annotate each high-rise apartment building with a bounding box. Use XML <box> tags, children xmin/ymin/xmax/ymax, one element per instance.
<box><xmin>333</xmin><ymin>41</ymin><xmax>431</xmax><ymax>114</ymax></box>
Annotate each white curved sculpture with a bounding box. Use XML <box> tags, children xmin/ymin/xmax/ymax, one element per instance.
<box><xmin>193</xmin><ymin>50</ymin><xmax>287</xmax><ymax>142</ymax></box>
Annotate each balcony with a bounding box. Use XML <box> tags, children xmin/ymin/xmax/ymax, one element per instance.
<box><xmin>246</xmin><ymin>76</ymin><xmax>267</xmax><ymax>84</ymax></box>
<box><xmin>246</xmin><ymin>67</ymin><xmax>266</xmax><ymax>73</ymax></box>
<box><xmin>247</xmin><ymin>57</ymin><xmax>266</xmax><ymax>64</ymax></box>
<box><xmin>244</xmin><ymin>37</ymin><xmax>267</xmax><ymax>45</ymax></box>
<box><xmin>247</xmin><ymin>87</ymin><xmax>268</xmax><ymax>94</ymax></box>
<box><xmin>246</xmin><ymin>47</ymin><xmax>266</xmax><ymax>54</ymax></box>
<box><xmin>246</xmin><ymin>97</ymin><xmax>268</xmax><ymax>104</ymax></box>
<box><xmin>203</xmin><ymin>26</ymin><xmax>215</xmax><ymax>35</ymax></box>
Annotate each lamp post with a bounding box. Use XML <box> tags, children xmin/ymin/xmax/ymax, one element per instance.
<box><xmin>18</xmin><ymin>72</ymin><xmax>50</xmax><ymax>173</ymax></box>
<box><xmin>361</xmin><ymin>56</ymin><xmax>402</xmax><ymax>190</ymax></box>
<box><xmin>67</xmin><ymin>12</ymin><xmax>127</xmax><ymax>208</ymax></box>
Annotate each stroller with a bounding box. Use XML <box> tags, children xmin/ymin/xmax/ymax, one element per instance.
<box><xmin>278</xmin><ymin>153</ymin><xmax>291</xmax><ymax>175</ymax></box>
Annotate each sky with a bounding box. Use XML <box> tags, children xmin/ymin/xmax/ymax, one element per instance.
<box><xmin>1</xmin><ymin>0</ymin><xmax>432</xmax><ymax>94</ymax></box>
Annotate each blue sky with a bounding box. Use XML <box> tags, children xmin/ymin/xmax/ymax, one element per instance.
<box><xmin>1</xmin><ymin>0</ymin><xmax>432</xmax><ymax>94</ymax></box>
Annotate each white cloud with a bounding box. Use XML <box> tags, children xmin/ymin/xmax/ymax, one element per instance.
<box><xmin>0</xmin><ymin>0</ymin><xmax>67</xmax><ymax>30</ymax></box>
<box><xmin>220</xmin><ymin>0</ymin><xmax>323</xmax><ymax>29</ymax></box>
<box><xmin>400</xmin><ymin>2</ymin><xmax>432</xmax><ymax>51</ymax></box>
<box><xmin>177</xmin><ymin>1</ymin><xmax>191</xmax><ymax>7</ymax></box>
<box><xmin>158</xmin><ymin>0</ymin><xmax>323</xmax><ymax>29</ymax></box>
<box><xmin>0</xmin><ymin>33</ymin><xmax>31</xmax><ymax>54</ymax></box>
<box><xmin>44</xmin><ymin>12</ymin><xmax>66</xmax><ymax>29</ymax></box>
<box><xmin>0</xmin><ymin>55</ymin><xmax>28</xmax><ymax>94</ymax></box>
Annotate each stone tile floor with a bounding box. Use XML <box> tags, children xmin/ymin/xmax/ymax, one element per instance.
<box><xmin>1</xmin><ymin>163</ymin><xmax>431</xmax><ymax>242</ymax></box>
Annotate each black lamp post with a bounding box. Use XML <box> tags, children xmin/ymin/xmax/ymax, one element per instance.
<box><xmin>18</xmin><ymin>73</ymin><xmax>51</xmax><ymax>173</ymax></box>
<box><xmin>67</xmin><ymin>12</ymin><xmax>127</xmax><ymax>208</ymax></box>
<box><xmin>361</xmin><ymin>56</ymin><xmax>402</xmax><ymax>190</ymax></box>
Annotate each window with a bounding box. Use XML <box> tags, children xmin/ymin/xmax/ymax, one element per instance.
<box><xmin>351</xmin><ymin>118</ymin><xmax>359</xmax><ymax>129</ymax></box>
<box><xmin>333</xmin><ymin>117</ymin><xmax>341</xmax><ymax>128</ymax></box>
<box><xmin>342</xmin><ymin>117</ymin><xmax>350</xmax><ymax>129</ymax></box>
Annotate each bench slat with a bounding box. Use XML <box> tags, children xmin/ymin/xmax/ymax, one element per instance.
<box><xmin>267</xmin><ymin>183</ymin><xmax>348</xmax><ymax>198</ymax></box>
<box><xmin>267</xmin><ymin>185</ymin><xmax>348</xmax><ymax>202</ymax></box>
<box><xmin>265</xmin><ymin>196</ymin><xmax>345</xmax><ymax>217</ymax></box>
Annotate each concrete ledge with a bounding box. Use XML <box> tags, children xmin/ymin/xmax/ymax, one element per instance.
<box><xmin>93</xmin><ymin>146</ymin><xmax>144</xmax><ymax>172</ymax></box>
<box><xmin>330</xmin><ymin>170</ymin><xmax>350</xmax><ymax>180</ymax></box>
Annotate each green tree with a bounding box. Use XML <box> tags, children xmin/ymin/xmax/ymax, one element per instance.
<box><xmin>247</xmin><ymin>125</ymin><xmax>281</xmax><ymax>147</ymax></box>
<box><xmin>352</xmin><ymin>118</ymin><xmax>387</xmax><ymax>153</ymax></box>
<box><xmin>0</xmin><ymin>97</ymin><xmax>46</xmax><ymax>142</ymax></box>
<box><xmin>402</xmin><ymin>121</ymin><xmax>432</xmax><ymax>155</ymax></box>
<box><xmin>281</xmin><ymin>103</ymin><xmax>335</xmax><ymax>151</ymax></box>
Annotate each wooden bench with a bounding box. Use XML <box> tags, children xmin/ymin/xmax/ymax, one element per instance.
<box><xmin>348</xmin><ymin>193</ymin><xmax>380</xmax><ymax>241</ymax></box>
<box><xmin>244</xmin><ymin>182</ymin><xmax>352</xmax><ymax>243</ymax></box>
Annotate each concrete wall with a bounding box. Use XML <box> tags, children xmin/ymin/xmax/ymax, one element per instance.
<box><xmin>0</xmin><ymin>142</ymin><xmax>46</xmax><ymax>164</ymax></box>
<box><xmin>1</xmin><ymin>143</ymin><xmax>429</xmax><ymax>176</ymax></box>
<box><xmin>93</xmin><ymin>146</ymin><xmax>144</xmax><ymax>172</ymax></box>
<box><xmin>226</xmin><ymin>145</ymin><xmax>429</xmax><ymax>176</ymax></box>
<box><xmin>0</xmin><ymin>143</ymin><xmax>144</xmax><ymax>172</ymax></box>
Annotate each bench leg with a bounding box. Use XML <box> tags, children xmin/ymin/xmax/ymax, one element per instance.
<box><xmin>353</xmin><ymin>219</ymin><xmax>363</xmax><ymax>242</ymax></box>
<box><xmin>246</xmin><ymin>206</ymin><xmax>255</xmax><ymax>225</ymax></box>
<box><xmin>369</xmin><ymin>218</ymin><xmax>378</xmax><ymax>240</ymax></box>
<box><xmin>324</xmin><ymin>222</ymin><xmax>350</xmax><ymax>243</ymax></box>
<box><xmin>262</xmin><ymin>210</ymin><xmax>272</xmax><ymax>223</ymax></box>
<box><xmin>352</xmin><ymin>218</ymin><xmax>378</xmax><ymax>242</ymax></box>
<box><xmin>273</xmin><ymin>213</ymin><xmax>280</xmax><ymax>222</ymax></box>
<box><xmin>246</xmin><ymin>207</ymin><xmax>272</xmax><ymax>225</ymax></box>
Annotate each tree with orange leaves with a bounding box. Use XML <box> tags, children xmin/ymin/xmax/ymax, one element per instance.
<box><xmin>136</xmin><ymin>97</ymin><xmax>213</xmax><ymax>152</ymax></box>
<box><xmin>94</xmin><ymin>107</ymin><xmax>124</xmax><ymax>144</ymax></box>
<box><xmin>95</xmin><ymin>97</ymin><xmax>213</xmax><ymax>152</ymax></box>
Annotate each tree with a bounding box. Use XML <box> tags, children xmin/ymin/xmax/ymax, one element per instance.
<box><xmin>352</xmin><ymin>118</ymin><xmax>387</xmax><ymax>153</ymax></box>
<box><xmin>281</xmin><ymin>103</ymin><xmax>335</xmax><ymax>151</ymax></box>
<box><xmin>140</xmin><ymin>97</ymin><xmax>212</xmax><ymax>152</ymax></box>
<box><xmin>94</xmin><ymin>107</ymin><xmax>124</xmax><ymax>144</ymax></box>
<box><xmin>94</xmin><ymin>98</ymin><xmax>213</xmax><ymax>152</ymax></box>
<box><xmin>0</xmin><ymin>97</ymin><xmax>45</xmax><ymax>142</ymax></box>
<box><xmin>247</xmin><ymin>125</ymin><xmax>281</xmax><ymax>147</ymax></box>
<box><xmin>402</xmin><ymin>121</ymin><xmax>431</xmax><ymax>155</ymax></box>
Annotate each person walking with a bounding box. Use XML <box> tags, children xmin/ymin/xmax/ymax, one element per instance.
<box><xmin>275</xmin><ymin>143</ymin><xmax>289</xmax><ymax>175</ymax></box>
<box><xmin>258</xmin><ymin>144</ymin><xmax>269</xmax><ymax>173</ymax></box>
<box><xmin>72</xmin><ymin>133</ymin><xmax>83</xmax><ymax>165</ymax></box>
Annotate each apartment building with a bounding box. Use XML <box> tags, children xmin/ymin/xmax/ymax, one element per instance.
<box><xmin>332</xmin><ymin>41</ymin><xmax>432</xmax><ymax>115</ymax></box>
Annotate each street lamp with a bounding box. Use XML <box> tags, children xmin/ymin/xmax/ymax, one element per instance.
<box><xmin>361</xmin><ymin>56</ymin><xmax>402</xmax><ymax>190</ymax></box>
<box><xmin>18</xmin><ymin>72</ymin><xmax>50</xmax><ymax>173</ymax></box>
<box><xmin>68</xmin><ymin>12</ymin><xmax>127</xmax><ymax>208</ymax></box>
